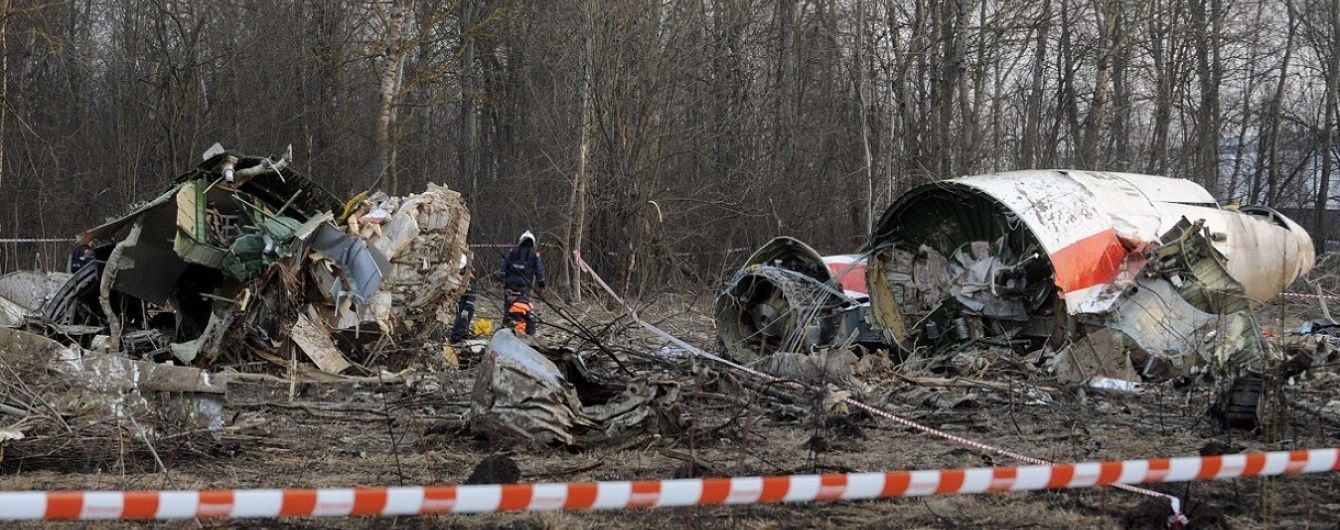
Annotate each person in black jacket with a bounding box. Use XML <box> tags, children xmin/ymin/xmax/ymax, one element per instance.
<box><xmin>449</xmin><ymin>255</ymin><xmax>478</xmax><ymax>344</ymax></box>
<box><xmin>69</xmin><ymin>243</ymin><xmax>94</xmax><ymax>272</ymax></box>
<box><xmin>495</xmin><ymin>231</ymin><xmax>545</xmax><ymax>335</ymax></box>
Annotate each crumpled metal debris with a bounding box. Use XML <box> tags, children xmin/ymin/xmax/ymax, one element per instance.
<box><xmin>715</xmin><ymin>237</ymin><xmax>878</xmax><ymax>361</ymax></box>
<box><xmin>867</xmin><ymin>171</ymin><xmax>1311</xmax><ymax>378</ymax></box>
<box><xmin>0</xmin><ymin>327</ymin><xmax>225</xmax><ymax>430</ymax></box>
<box><xmin>862</xmin><ymin>170</ymin><xmax>1315</xmax><ymax>426</ymax></box>
<box><xmin>756</xmin><ymin>349</ymin><xmax>868</xmax><ymax>397</ymax></box>
<box><xmin>1050</xmin><ymin>220</ymin><xmax>1270</xmax><ymax>387</ymax></box>
<box><xmin>34</xmin><ymin>144</ymin><xmax>470</xmax><ymax>376</ymax></box>
<box><xmin>469</xmin><ymin>330</ymin><xmax>681</xmax><ymax>448</ymax></box>
<box><xmin>0</xmin><ymin>271</ymin><xmax>71</xmax><ymax>328</ymax></box>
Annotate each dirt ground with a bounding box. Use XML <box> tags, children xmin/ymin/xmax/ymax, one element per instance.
<box><xmin>2</xmin><ymin>293</ymin><xmax>1338</xmax><ymax>529</ymax></box>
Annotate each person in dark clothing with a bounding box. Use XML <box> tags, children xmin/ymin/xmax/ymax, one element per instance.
<box><xmin>69</xmin><ymin>243</ymin><xmax>94</xmax><ymax>273</ymax></box>
<box><xmin>449</xmin><ymin>255</ymin><xmax>478</xmax><ymax>344</ymax></box>
<box><xmin>495</xmin><ymin>231</ymin><xmax>545</xmax><ymax>335</ymax></box>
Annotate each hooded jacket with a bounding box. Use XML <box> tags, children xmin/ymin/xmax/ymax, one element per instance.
<box><xmin>498</xmin><ymin>233</ymin><xmax>545</xmax><ymax>292</ymax></box>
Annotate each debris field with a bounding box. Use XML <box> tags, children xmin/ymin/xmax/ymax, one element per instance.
<box><xmin>0</xmin><ymin>157</ymin><xmax>1337</xmax><ymax>528</ymax></box>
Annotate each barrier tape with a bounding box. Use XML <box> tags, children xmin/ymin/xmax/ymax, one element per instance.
<box><xmin>0</xmin><ymin>238</ymin><xmax>522</xmax><ymax>248</ymax></box>
<box><xmin>572</xmin><ymin>251</ymin><xmax>1192</xmax><ymax>525</ymax></box>
<box><xmin>0</xmin><ymin>448</ymin><xmax>1334</xmax><ymax>520</ymax></box>
<box><xmin>0</xmin><ymin>238</ymin><xmax>75</xmax><ymax>244</ymax></box>
<box><xmin>1279</xmin><ymin>291</ymin><xmax>1340</xmax><ymax>304</ymax></box>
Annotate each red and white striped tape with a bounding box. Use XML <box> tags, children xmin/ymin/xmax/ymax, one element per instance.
<box><xmin>1</xmin><ymin>448</ymin><xmax>1334</xmax><ymax>520</ymax></box>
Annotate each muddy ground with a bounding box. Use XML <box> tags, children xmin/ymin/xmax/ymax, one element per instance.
<box><xmin>2</xmin><ymin>293</ymin><xmax>1338</xmax><ymax>529</ymax></box>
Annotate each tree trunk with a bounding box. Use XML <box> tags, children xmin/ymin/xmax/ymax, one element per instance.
<box><xmin>459</xmin><ymin>0</ymin><xmax>478</xmax><ymax>208</ymax></box>
<box><xmin>1147</xmin><ymin>0</ymin><xmax>1173</xmax><ymax>174</ymax></box>
<box><xmin>376</xmin><ymin>0</ymin><xmax>410</xmax><ymax>194</ymax></box>
<box><xmin>1316</xmin><ymin>0</ymin><xmax>1340</xmax><ymax>252</ymax></box>
<box><xmin>1191</xmin><ymin>0</ymin><xmax>1224</xmax><ymax>190</ymax></box>
<box><xmin>0</xmin><ymin>0</ymin><xmax>7</xmax><ymax>199</ymax></box>
<box><xmin>932</xmin><ymin>0</ymin><xmax>961</xmax><ymax>177</ymax></box>
<box><xmin>566</xmin><ymin>0</ymin><xmax>595</xmax><ymax>301</ymax></box>
<box><xmin>855</xmin><ymin>0</ymin><xmax>873</xmax><ymax>232</ymax></box>
<box><xmin>1021</xmin><ymin>0</ymin><xmax>1049</xmax><ymax>168</ymax></box>
<box><xmin>1079</xmin><ymin>0</ymin><xmax>1116</xmax><ymax>168</ymax></box>
<box><xmin>1111</xmin><ymin>3</ymin><xmax>1130</xmax><ymax>167</ymax></box>
<box><xmin>1266</xmin><ymin>1</ymin><xmax>1297</xmax><ymax>206</ymax></box>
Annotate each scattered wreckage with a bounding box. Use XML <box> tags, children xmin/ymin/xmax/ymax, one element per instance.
<box><xmin>0</xmin><ymin>161</ymin><xmax>1321</xmax><ymax>464</ymax></box>
<box><xmin>714</xmin><ymin>237</ymin><xmax>879</xmax><ymax>361</ymax></box>
<box><xmin>469</xmin><ymin>330</ymin><xmax>683</xmax><ymax>448</ymax></box>
<box><xmin>29</xmin><ymin>144</ymin><xmax>471</xmax><ymax>374</ymax></box>
<box><xmin>719</xmin><ymin>170</ymin><xmax>1317</xmax><ymax>427</ymax></box>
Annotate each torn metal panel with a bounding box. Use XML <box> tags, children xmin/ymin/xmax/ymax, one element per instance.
<box><xmin>1107</xmin><ymin>223</ymin><xmax>1267</xmax><ymax>380</ymax></box>
<box><xmin>715</xmin><ymin>237</ymin><xmax>878</xmax><ymax>362</ymax></box>
<box><xmin>77</xmin><ymin>186</ymin><xmax>179</xmax><ymax>247</ymax></box>
<box><xmin>0</xmin><ymin>271</ymin><xmax>72</xmax><ymax>314</ymax></box>
<box><xmin>0</xmin><ymin>296</ymin><xmax>26</xmax><ymax>328</ymax></box>
<box><xmin>107</xmin><ymin>204</ymin><xmax>190</xmax><ymax>305</ymax></box>
<box><xmin>469</xmin><ymin>330</ymin><xmax>681</xmax><ymax>448</ymax></box>
<box><xmin>469</xmin><ymin>330</ymin><xmax>594</xmax><ymax>446</ymax></box>
<box><xmin>306</xmin><ymin>223</ymin><xmax>390</xmax><ymax>306</ymax></box>
<box><xmin>0</xmin><ymin>271</ymin><xmax>69</xmax><ymax>327</ymax></box>
<box><xmin>823</xmin><ymin>254</ymin><xmax>869</xmax><ymax>299</ymax></box>
<box><xmin>1049</xmin><ymin>329</ymin><xmax>1140</xmax><ymax>384</ymax></box>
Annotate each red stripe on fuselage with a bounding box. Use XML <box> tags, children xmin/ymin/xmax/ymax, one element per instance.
<box><xmin>826</xmin><ymin>261</ymin><xmax>868</xmax><ymax>295</ymax></box>
<box><xmin>1050</xmin><ymin>228</ymin><xmax>1128</xmax><ymax>294</ymax></box>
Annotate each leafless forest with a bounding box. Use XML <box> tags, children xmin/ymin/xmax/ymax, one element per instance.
<box><xmin>1</xmin><ymin>0</ymin><xmax>1338</xmax><ymax>292</ymax></box>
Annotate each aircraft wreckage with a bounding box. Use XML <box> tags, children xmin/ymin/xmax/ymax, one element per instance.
<box><xmin>714</xmin><ymin>237</ymin><xmax>877</xmax><ymax>361</ymax></box>
<box><xmin>22</xmin><ymin>144</ymin><xmax>471</xmax><ymax>375</ymax></box>
<box><xmin>719</xmin><ymin>169</ymin><xmax>1314</xmax><ymax>426</ymax></box>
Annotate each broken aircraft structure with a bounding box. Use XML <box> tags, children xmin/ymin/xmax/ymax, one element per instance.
<box><xmin>720</xmin><ymin>170</ymin><xmax>1315</xmax><ymax>424</ymax></box>
<box><xmin>470</xmin><ymin>330</ymin><xmax>683</xmax><ymax>448</ymax></box>
<box><xmin>714</xmin><ymin>237</ymin><xmax>880</xmax><ymax>361</ymax></box>
<box><xmin>865</xmin><ymin>170</ymin><xmax>1314</xmax><ymax>424</ymax></box>
<box><xmin>33</xmin><ymin>144</ymin><xmax>471</xmax><ymax>374</ymax></box>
